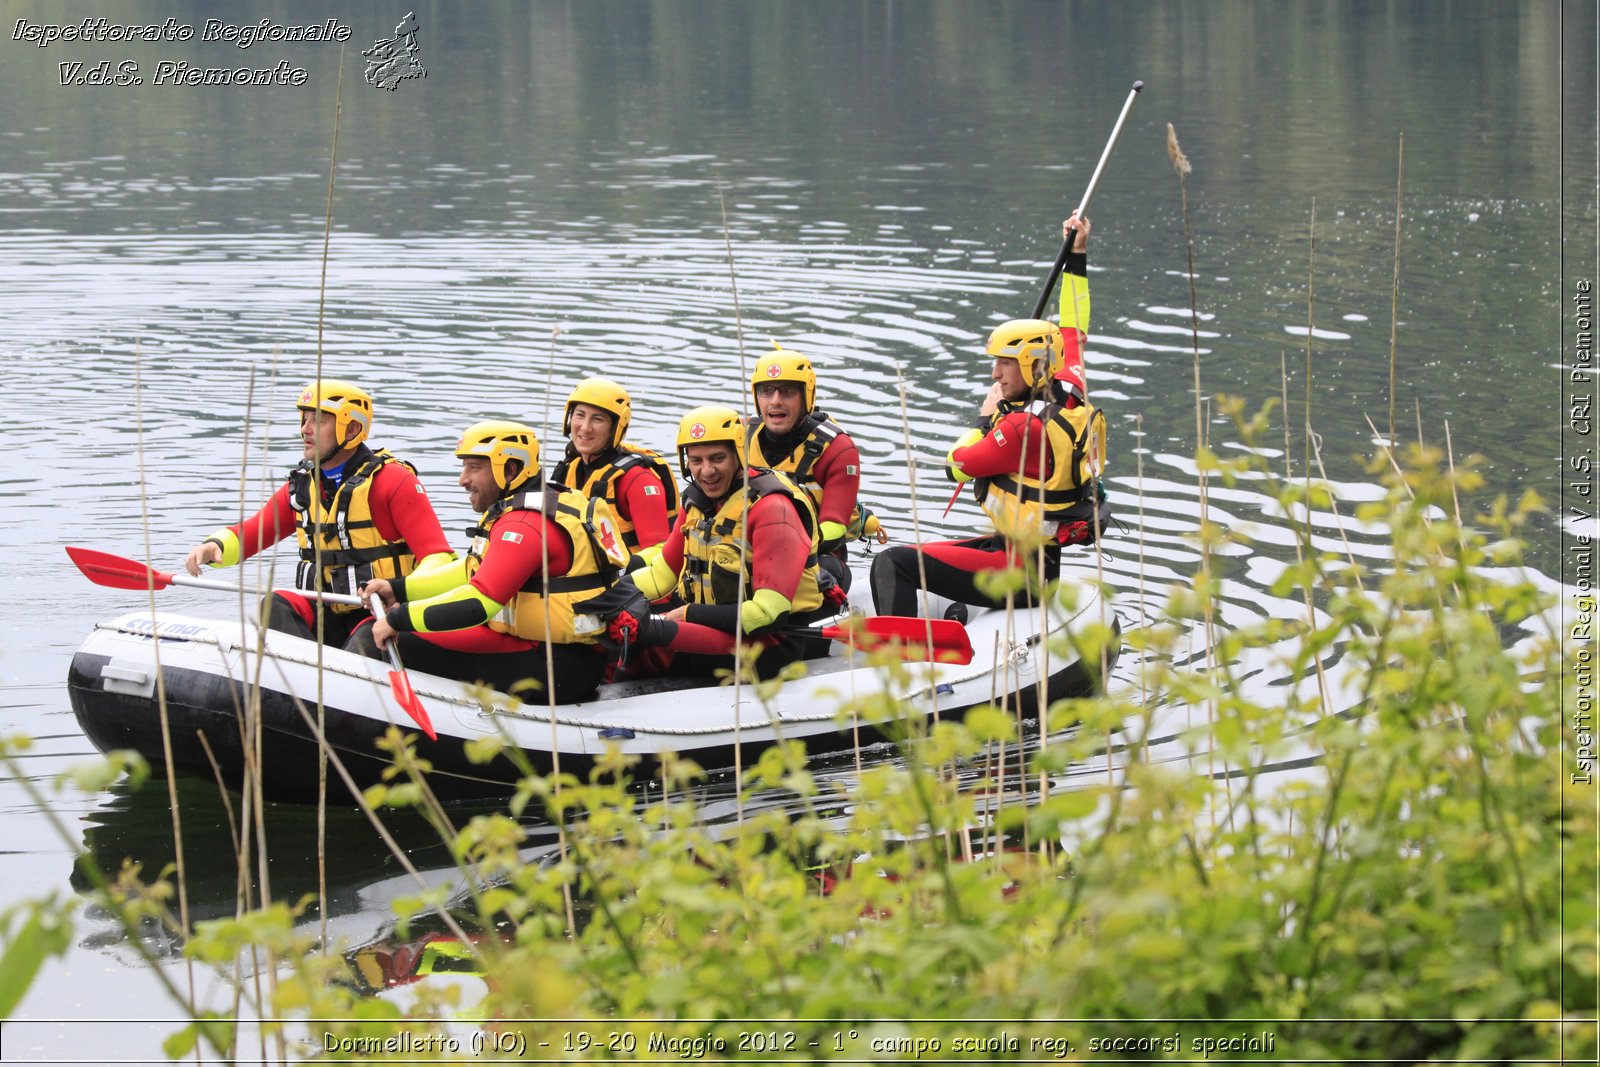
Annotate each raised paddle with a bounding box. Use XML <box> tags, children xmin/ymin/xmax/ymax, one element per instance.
<box><xmin>368</xmin><ymin>594</ymin><xmax>437</xmax><ymax>740</ymax></box>
<box><xmin>1030</xmin><ymin>79</ymin><xmax>1144</xmax><ymax>320</ymax></box>
<box><xmin>65</xmin><ymin>546</ymin><xmax>364</xmax><ymax>606</ymax></box>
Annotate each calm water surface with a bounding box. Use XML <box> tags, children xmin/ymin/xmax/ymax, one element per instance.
<box><xmin>0</xmin><ymin>1</ymin><xmax>1587</xmax><ymax>1058</ymax></box>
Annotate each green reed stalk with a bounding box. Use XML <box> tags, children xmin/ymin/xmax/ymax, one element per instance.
<box><xmin>1166</xmin><ymin>126</ymin><xmax>1202</xmax><ymax>479</ymax></box>
<box><xmin>539</xmin><ymin>323</ymin><xmax>579</xmax><ymax>941</ymax></box>
<box><xmin>228</xmin><ymin>369</ymin><xmax>270</xmax><ymax>1060</ymax></box>
<box><xmin>1167</xmin><ymin>124</ymin><xmax>1221</xmax><ymax>809</ymax></box>
<box><xmin>1281</xmin><ymin>353</ymin><xmax>1335</xmax><ymax>744</ymax></box>
<box><xmin>133</xmin><ymin>345</ymin><xmax>200</xmax><ymax>1033</ymax></box>
<box><xmin>1307</xmin><ymin>419</ymin><xmax>1366</xmax><ymax>589</ymax></box>
<box><xmin>311</xmin><ymin>51</ymin><xmax>344</xmax><ymax>971</ymax></box>
<box><xmin>892</xmin><ymin>367</ymin><xmax>946</xmax><ymax>711</ymax></box>
<box><xmin>714</xmin><ymin>179</ymin><xmax>754</xmax><ymax>826</ymax></box>
<box><xmin>1304</xmin><ymin>199</ymin><xmax>1316</xmax><ymax>487</ymax></box>
<box><xmin>1389</xmin><ymin>133</ymin><xmax>1404</xmax><ymax>446</ymax></box>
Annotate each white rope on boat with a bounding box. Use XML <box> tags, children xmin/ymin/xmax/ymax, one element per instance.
<box><xmin>93</xmin><ymin>580</ymin><xmax>1102</xmax><ymax>742</ymax></box>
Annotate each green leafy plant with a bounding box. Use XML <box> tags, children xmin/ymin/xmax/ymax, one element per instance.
<box><xmin>4</xmin><ymin>424</ymin><xmax>1592</xmax><ymax>1063</ymax></box>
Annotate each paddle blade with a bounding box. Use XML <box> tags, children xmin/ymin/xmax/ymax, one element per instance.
<box><xmin>822</xmin><ymin>617</ymin><xmax>974</xmax><ymax>665</ymax></box>
<box><xmin>66</xmin><ymin>546</ymin><xmax>175</xmax><ymax>592</ymax></box>
<box><xmin>387</xmin><ymin>670</ymin><xmax>437</xmax><ymax>740</ymax></box>
<box><xmin>940</xmin><ymin>482</ymin><xmax>965</xmax><ymax>519</ymax></box>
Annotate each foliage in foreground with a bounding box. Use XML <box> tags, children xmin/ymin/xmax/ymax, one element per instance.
<box><xmin>7</xmin><ymin>425</ymin><xmax>1597</xmax><ymax>1063</ymax></box>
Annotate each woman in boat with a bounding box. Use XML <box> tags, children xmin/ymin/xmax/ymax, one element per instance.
<box><xmin>590</xmin><ymin>405</ymin><xmax>833</xmax><ymax>682</ymax></box>
<box><xmin>550</xmin><ymin>377</ymin><xmax>678</xmax><ymax>553</ymax></box>
<box><xmin>869</xmin><ymin>216</ymin><xmax>1110</xmax><ymax>620</ymax></box>
<box><xmin>182</xmin><ymin>379</ymin><xmax>455</xmax><ymax>648</ymax></box>
<box><xmin>744</xmin><ymin>345</ymin><xmax>883</xmax><ymax>592</ymax></box>
<box><xmin>355</xmin><ymin>421</ymin><xmax>630</xmax><ymax>703</ymax></box>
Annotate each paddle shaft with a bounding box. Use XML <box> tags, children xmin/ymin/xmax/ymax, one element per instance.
<box><xmin>369</xmin><ymin>595</ymin><xmax>407</xmax><ymax>674</ymax></box>
<box><xmin>1029</xmin><ymin>79</ymin><xmax>1143</xmax><ymax>320</ymax></box>
<box><xmin>65</xmin><ymin>545</ymin><xmax>366</xmax><ymax>605</ymax></box>
<box><xmin>178</xmin><ymin>571</ymin><xmax>364</xmax><ymax>606</ymax></box>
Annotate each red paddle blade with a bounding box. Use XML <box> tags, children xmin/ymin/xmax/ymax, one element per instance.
<box><xmin>387</xmin><ymin>670</ymin><xmax>437</xmax><ymax>740</ymax></box>
<box><xmin>940</xmin><ymin>482</ymin><xmax>965</xmax><ymax>518</ymax></box>
<box><xmin>66</xmin><ymin>546</ymin><xmax>176</xmax><ymax>591</ymax></box>
<box><xmin>821</xmin><ymin>617</ymin><xmax>975</xmax><ymax>665</ymax></box>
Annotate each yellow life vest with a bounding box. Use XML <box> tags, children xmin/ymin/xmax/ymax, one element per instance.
<box><xmin>745</xmin><ymin>412</ymin><xmax>869</xmax><ymax>539</ymax></box>
<box><xmin>679</xmin><ymin>468</ymin><xmax>824</xmax><ymax>614</ymax></box>
<box><xmin>464</xmin><ymin>484</ymin><xmax>630</xmax><ymax>644</ymax></box>
<box><xmin>551</xmin><ymin>444</ymin><xmax>681</xmax><ymax>551</ymax></box>
<box><xmin>973</xmin><ymin>399</ymin><xmax>1107</xmax><ymax>541</ymax></box>
<box><xmin>292</xmin><ymin>446</ymin><xmax>418</xmax><ymax>613</ymax></box>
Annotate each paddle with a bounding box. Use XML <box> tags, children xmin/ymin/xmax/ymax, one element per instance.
<box><xmin>804</xmin><ymin>615</ymin><xmax>974</xmax><ymax>665</ymax></box>
<box><xmin>1029</xmin><ymin>79</ymin><xmax>1143</xmax><ymax>320</ymax></box>
<box><xmin>368</xmin><ymin>594</ymin><xmax>437</xmax><ymax>740</ymax></box>
<box><xmin>65</xmin><ymin>546</ymin><xmax>364</xmax><ymax>606</ymax></box>
<box><xmin>943</xmin><ymin>81</ymin><xmax>1143</xmax><ymax>520</ymax></box>
<box><xmin>67</xmin><ymin>546</ymin><xmax>439</xmax><ymax>738</ymax></box>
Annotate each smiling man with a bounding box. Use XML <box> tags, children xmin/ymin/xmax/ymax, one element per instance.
<box><xmin>595</xmin><ymin>405</ymin><xmax>831</xmax><ymax>681</ymax></box>
<box><xmin>355</xmin><ymin>421</ymin><xmax>629</xmax><ymax>703</ymax></box>
<box><xmin>183</xmin><ymin>378</ymin><xmax>454</xmax><ymax>648</ymax></box>
<box><xmin>744</xmin><ymin>345</ymin><xmax>876</xmax><ymax>591</ymax></box>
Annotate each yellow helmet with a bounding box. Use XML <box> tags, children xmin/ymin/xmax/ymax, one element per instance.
<box><xmin>984</xmin><ymin>319</ymin><xmax>1066</xmax><ymax>389</ymax></box>
<box><xmin>750</xmin><ymin>345</ymin><xmax>817</xmax><ymax>412</ymax></box>
<box><xmin>675</xmin><ymin>405</ymin><xmax>745</xmax><ymax>479</ymax></box>
<box><xmin>455</xmin><ymin>421</ymin><xmax>541</xmax><ymax>493</ymax></box>
<box><xmin>562</xmin><ymin>377</ymin><xmax>631</xmax><ymax>447</ymax></box>
<box><xmin>296</xmin><ymin>379</ymin><xmax>373</xmax><ymax>448</ymax></box>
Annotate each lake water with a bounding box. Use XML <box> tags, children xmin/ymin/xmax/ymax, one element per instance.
<box><xmin>0</xmin><ymin>1</ymin><xmax>1590</xmax><ymax>1059</ymax></box>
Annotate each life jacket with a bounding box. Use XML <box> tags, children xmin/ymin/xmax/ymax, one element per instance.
<box><xmin>290</xmin><ymin>446</ymin><xmax>418</xmax><ymax>612</ymax></box>
<box><xmin>464</xmin><ymin>484</ymin><xmax>630</xmax><ymax>644</ymax></box>
<box><xmin>745</xmin><ymin>411</ymin><xmax>868</xmax><ymax>539</ymax></box>
<box><xmin>551</xmin><ymin>444</ymin><xmax>681</xmax><ymax>551</ymax></box>
<box><xmin>678</xmin><ymin>467</ymin><xmax>824</xmax><ymax>614</ymax></box>
<box><xmin>973</xmin><ymin>398</ymin><xmax>1107</xmax><ymax>542</ymax></box>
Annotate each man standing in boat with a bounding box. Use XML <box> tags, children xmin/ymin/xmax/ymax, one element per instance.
<box><xmin>870</xmin><ymin>216</ymin><xmax>1110</xmax><ymax>620</ymax></box>
<box><xmin>551</xmin><ymin>377</ymin><xmax>678</xmax><ymax>553</ymax></box>
<box><xmin>587</xmin><ymin>405</ymin><xmax>833</xmax><ymax>681</ymax></box>
<box><xmin>356</xmin><ymin>421</ymin><xmax>629</xmax><ymax>703</ymax></box>
<box><xmin>183</xmin><ymin>379</ymin><xmax>455</xmax><ymax>648</ymax></box>
<box><xmin>744</xmin><ymin>344</ymin><xmax>884</xmax><ymax>593</ymax></box>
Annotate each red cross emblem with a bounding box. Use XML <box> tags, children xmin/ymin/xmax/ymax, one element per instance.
<box><xmin>764</xmin><ymin>363</ymin><xmax>781</xmax><ymax>377</ymax></box>
<box><xmin>689</xmin><ymin>422</ymin><xmax>706</xmax><ymax>439</ymax></box>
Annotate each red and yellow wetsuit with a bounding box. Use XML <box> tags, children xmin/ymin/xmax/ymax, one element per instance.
<box><xmin>552</xmin><ymin>446</ymin><xmax>677</xmax><ymax>551</ymax></box>
<box><xmin>378</xmin><ymin>486</ymin><xmax>623</xmax><ymax>702</ymax></box>
<box><xmin>201</xmin><ymin>446</ymin><xmax>453</xmax><ymax>639</ymax></box>
<box><xmin>629</xmin><ymin>469</ymin><xmax>824</xmax><ymax>673</ymax></box>
<box><xmin>745</xmin><ymin>413</ymin><xmax>863</xmax><ymax>553</ymax></box>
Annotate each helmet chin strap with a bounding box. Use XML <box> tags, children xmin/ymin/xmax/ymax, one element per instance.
<box><xmin>318</xmin><ymin>427</ymin><xmax>361</xmax><ymax>469</ymax></box>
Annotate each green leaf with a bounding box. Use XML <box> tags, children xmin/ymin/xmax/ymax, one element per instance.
<box><xmin>0</xmin><ymin>907</ymin><xmax>73</xmax><ymax>1018</ymax></box>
